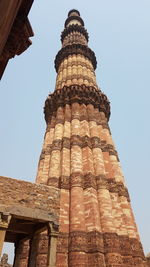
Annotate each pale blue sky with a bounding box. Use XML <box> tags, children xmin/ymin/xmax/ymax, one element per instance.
<box><xmin>0</xmin><ymin>0</ymin><xmax>150</xmax><ymax>263</ymax></box>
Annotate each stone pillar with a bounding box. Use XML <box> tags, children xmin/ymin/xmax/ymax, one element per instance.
<box><xmin>0</xmin><ymin>212</ymin><xmax>11</xmax><ymax>257</ymax></box>
<box><xmin>13</xmin><ymin>240</ymin><xmax>30</xmax><ymax>267</ymax></box>
<box><xmin>28</xmin><ymin>235</ymin><xmax>38</xmax><ymax>267</ymax></box>
<box><xmin>47</xmin><ymin>223</ymin><xmax>59</xmax><ymax>267</ymax></box>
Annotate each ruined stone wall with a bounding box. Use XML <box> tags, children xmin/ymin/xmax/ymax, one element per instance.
<box><xmin>0</xmin><ymin>176</ymin><xmax>59</xmax><ymax>219</ymax></box>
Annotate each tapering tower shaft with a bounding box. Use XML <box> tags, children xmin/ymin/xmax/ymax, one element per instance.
<box><xmin>35</xmin><ymin>10</ymin><xmax>145</xmax><ymax>267</ymax></box>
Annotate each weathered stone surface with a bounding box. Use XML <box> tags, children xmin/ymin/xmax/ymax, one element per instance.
<box><xmin>146</xmin><ymin>254</ymin><xmax>150</xmax><ymax>267</ymax></box>
<box><xmin>0</xmin><ymin>176</ymin><xmax>59</xmax><ymax>222</ymax></box>
<box><xmin>0</xmin><ymin>254</ymin><xmax>12</xmax><ymax>267</ymax></box>
<box><xmin>16</xmin><ymin>9</ymin><xmax>146</xmax><ymax>267</ymax></box>
<box><xmin>56</xmin><ymin>231</ymin><xmax>145</xmax><ymax>266</ymax></box>
<box><xmin>44</xmin><ymin>85</ymin><xmax>110</xmax><ymax>123</ymax></box>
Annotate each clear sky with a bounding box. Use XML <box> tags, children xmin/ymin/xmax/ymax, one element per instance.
<box><xmin>0</xmin><ymin>0</ymin><xmax>150</xmax><ymax>263</ymax></box>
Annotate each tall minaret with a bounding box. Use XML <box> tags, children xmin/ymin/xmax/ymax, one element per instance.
<box><xmin>36</xmin><ymin>10</ymin><xmax>145</xmax><ymax>267</ymax></box>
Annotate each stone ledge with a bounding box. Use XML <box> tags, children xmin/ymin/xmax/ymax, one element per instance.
<box><xmin>44</xmin><ymin>85</ymin><xmax>110</xmax><ymax>123</ymax></box>
<box><xmin>61</xmin><ymin>24</ymin><xmax>89</xmax><ymax>43</ymax></box>
<box><xmin>55</xmin><ymin>44</ymin><xmax>97</xmax><ymax>72</ymax></box>
<box><xmin>0</xmin><ymin>205</ymin><xmax>56</xmax><ymax>224</ymax></box>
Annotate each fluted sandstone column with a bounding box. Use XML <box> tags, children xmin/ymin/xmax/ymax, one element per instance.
<box><xmin>33</xmin><ymin>9</ymin><xmax>146</xmax><ymax>267</ymax></box>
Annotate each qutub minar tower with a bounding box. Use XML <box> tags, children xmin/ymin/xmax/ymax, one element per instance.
<box><xmin>20</xmin><ymin>9</ymin><xmax>146</xmax><ymax>267</ymax></box>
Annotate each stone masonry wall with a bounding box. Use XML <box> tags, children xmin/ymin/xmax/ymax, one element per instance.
<box><xmin>0</xmin><ymin>176</ymin><xmax>60</xmax><ymax>220</ymax></box>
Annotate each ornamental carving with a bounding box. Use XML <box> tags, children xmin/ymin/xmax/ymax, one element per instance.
<box><xmin>55</xmin><ymin>44</ymin><xmax>97</xmax><ymax>72</ymax></box>
<box><xmin>69</xmin><ymin>231</ymin><xmax>87</xmax><ymax>252</ymax></box>
<box><xmin>62</xmin><ymin>33</ymin><xmax>87</xmax><ymax>47</ymax></box>
<box><xmin>103</xmin><ymin>233</ymin><xmax>120</xmax><ymax>253</ymax></box>
<box><xmin>1</xmin><ymin>16</ymin><xmax>33</xmax><ymax>62</ymax></box>
<box><xmin>61</xmin><ymin>24</ymin><xmax>89</xmax><ymax>43</ymax></box>
<box><xmin>70</xmin><ymin>135</ymin><xmax>83</xmax><ymax>147</ymax></box>
<box><xmin>62</xmin><ymin>137</ymin><xmax>71</xmax><ymax>149</ymax></box>
<box><xmin>96</xmin><ymin>174</ymin><xmax>108</xmax><ymax>189</ymax></box>
<box><xmin>87</xmin><ymin>252</ymin><xmax>105</xmax><ymax>267</ymax></box>
<box><xmin>130</xmin><ymin>238</ymin><xmax>145</xmax><ymax>258</ymax></box>
<box><xmin>59</xmin><ymin>175</ymin><xmax>70</xmax><ymax>189</ymax></box>
<box><xmin>91</xmin><ymin>136</ymin><xmax>101</xmax><ymax>149</ymax></box>
<box><xmin>44</xmin><ymin>85</ymin><xmax>110</xmax><ymax>123</ymax></box>
<box><xmin>101</xmin><ymin>141</ymin><xmax>119</xmax><ymax>160</ymax></box>
<box><xmin>36</xmin><ymin>234</ymin><xmax>49</xmax><ymax>254</ymax></box>
<box><xmin>0</xmin><ymin>212</ymin><xmax>11</xmax><ymax>228</ymax></box>
<box><xmin>68</xmin><ymin>253</ymin><xmax>88</xmax><ymax>267</ymax></box>
<box><xmin>122</xmin><ymin>255</ymin><xmax>134</xmax><ymax>265</ymax></box>
<box><xmin>105</xmin><ymin>253</ymin><xmax>123</xmax><ymax>264</ymax></box>
<box><xmin>133</xmin><ymin>257</ymin><xmax>144</xmax><ymax>265</ymax></box>
<box><xmin>96</xmin><ymin>176</ymin><xmax>130</xmax><ymax>201</ymax></box>
<box><xmin>83</xmin><ymin>173</ymin><xmax>97</xmax><ymax>190</ymax></box>
<box><xmin>87</xmin><ymin>231</ymin><xmax>104</xmax><ymax>253</ymax></box>
<box><xmin>56</xmin><ymin>231</ymin><xmax>145</xmax><ymax>265</ymax></box>
<box><xmin>65</xmin><ymin>16</ymin><xmax>84</xmax><ymax>28</ymax></box>
<box><xmin>57</xmin><ymin>233</ymin><xmax>69</xmax><ymax>253</ymax></box>
<box><xmin>51</xmin><ymin>140</ymin><xmax>62</xmax><ymax>151</ymax></box>
<box><xmin>119</xmin><ymin>235</ymin><xmax>132</xmax><ymax>256</ymax></box>
<box><xmin>70</xmin><ymin>172</ymin><xmax>83</xmax><ymax>188</ymax></box>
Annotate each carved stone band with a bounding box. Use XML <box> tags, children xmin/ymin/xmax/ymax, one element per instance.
<box><xmin>47</xmin><ymin>173</ymin><xmax>130</xmax><ymax>201</ymax></box>
<box><xmin>41</xmin><ymin>136</ymin><xmax>118</xmax><ymax>160</ymax></box>
<box><xmin>55</xmin><ymin>44</ymin><xmax>97</xmax><ymax>72</ymax></box>
<box><xmin>44</xmin><ymin>85</ymin><xmax>110</xmax><ymax>123</ymax></box>
<box><xmin>57</xmin><ymin>231</ymin><xmax>145</xmax><ymax>259</ymax></box>
<box><xmin>61</xmin><ymin>24</ymin><xmax>89</xmax><ymax>43</ymax></box>
<box><xmin>64</xmin><ymin>15</ymin><xmax>84</xmax><ymax>28</ymax></box>
<box><xmin>57</xmin><ymin>60</ymin><xmax>94</xmax><ymax>73</ymax></box>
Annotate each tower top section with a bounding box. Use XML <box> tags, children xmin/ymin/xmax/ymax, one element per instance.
<box><xmin>68</xmin><ymin>9</ymin><xmax>80</xmax><ymax>17</ymax></box>
<box><xmin>55</xmin><ymin>10</ymin><xmax>97</xmax><ymax>73</ymax></box>
<box><xmin>46</xmin><ymin>10</ymin><xmax>111</xmax><ymax>123</ymax></box>
<box><xmin>65</xmin><ymin>9</ymin><xmax>84</xmax><ymax>28</ymax></box>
